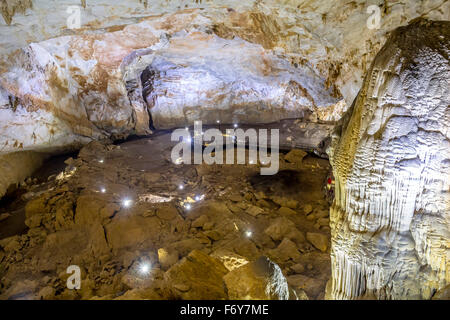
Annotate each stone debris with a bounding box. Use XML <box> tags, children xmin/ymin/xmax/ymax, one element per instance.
<box><xmin>303</xmin><ymin>204</ymin><xmax>313</xmax><ymax>215</ymax></box>
<box><xmin>164</xmin><ymin>250</ymin><xmax>228</xmax><ymax>300</ymax></box>
<box><xmin>284</xmin><ymin>149</ymin><xmax>308</xmax><ymax>164</ymax></box>
<box><xmin>210</xmin><ymin>249</ymin><xmax>249</xmax><ymax>272</ymax></box>
<box><xmin>306</xmin><ymin>233</ymin><xmax>328</xmax><ymax>253</ymax></box>
<box><xmin>223</xmin><ymin>256</ymin><xmax>290</xmax><ymax>300</ymax></box>
<box><xmin>0</xmin><ymin>213</ymin><xmax>11</xmax><ymax>222</ymax></box>
<box><xmin>246</xmin><ymin>205</ymin><xmax>265</xmax><ymax>217</ymax></box>
<box><xmin>158</xmin><ymin>248</ymin><xmax>179</xmax><ymax>271</ymax></box>
<box><xmin>0</xmin><ymin>135</ymin><xmax>332</xmax><ymax>300</ymax></box>
<box><xmin>268</xmin><ymin>238</ymin><xmax>301</xmax><ymax>263</ymax></box>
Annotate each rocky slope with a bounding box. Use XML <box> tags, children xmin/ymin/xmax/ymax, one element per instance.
<box><xmin>328</xmin><ymin>20</ymin><xmax>449</xmax><ymax>299</ymax></box>
<box><xmin>0</xmin><ymin>137</ymin><xmax>332</xmax><ymax>300</ymax></box>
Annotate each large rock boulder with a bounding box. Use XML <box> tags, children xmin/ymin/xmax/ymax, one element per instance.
<box><xmin>164</xmin><ymin>250</ymin><xmax>228</xmax><ymax>300</ymax></box>
<box><xmin>223</xmin><ymin>256</ymin><xmax>290</xmax><ymax>300</ymax></box>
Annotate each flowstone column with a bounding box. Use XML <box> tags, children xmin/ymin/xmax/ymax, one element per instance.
<box><xmin>328</xmin><ymin>20</ymin><xmax>449</xmax><ymax>299</ymax></box>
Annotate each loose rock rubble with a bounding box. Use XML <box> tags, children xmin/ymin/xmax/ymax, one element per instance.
<box><xmin>0</xmin><ymin>134</ymin><xmax>331</xmax><ymax>300</ymax></box>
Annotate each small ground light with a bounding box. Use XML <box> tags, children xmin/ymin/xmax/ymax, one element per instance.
<box><xmin>195</xmin><ymin>194</ymin><xmax>205</xmax><ymax>201</ymax></box>
<box><xmin>234</xmin><ymin>123</ymin><xmax>238</xmax><ymax>128</ymax></box>
<box><xmin>185</xmin><ymin>127</ymin><xmax>189</xmax><ymax>131</ymax></box>
<box><xmin>98</xmin><ymin>159</ymin><xmax>104</xmax><ymax>163</ymax></box>
<box><xmin>245</xmin><ymin>231</ymin><xmax>253</xmax><ymax>238</ymax></box>
<box><xmin>216</xmin><ymin>120</ymin><xmax>220</xmax><ymax>124</ymax></box>
<box><xmin>139</xmin><ymin>263</ymin><xmax>150</xmax><ymax>275</ymax></box>
<box><xmin>100</xmin><ymin>187</ymin><xmax>106</xmax><ymax>193</ymax></box>
<box><xmin>186</xmin><ymin>137</ymin><xmax>192</xmax><ymax>143</ymax></box>
<box><xmin>122</xmin><ymin>199</ymin><xmax>132</xmax><ymax>208</ymax></box>
<box><xmin>185</xmin><ymin>204</ymin><xmax>192</xmax><ymax>210</ymax></box>
<box><xmin>179</xmin><ymin>184</ymin><xmax>184</xmax><ymax>190</ymax></box>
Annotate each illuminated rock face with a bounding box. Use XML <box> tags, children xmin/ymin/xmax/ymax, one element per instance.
<box><xmin>138</xmin><ymin>31</ymin><xmax>340</xmax><ymax>129</ymax></box>
<box><xmin>328</xmin><ymin>20</ymin><xmax>449</xmax><ymax>299</ymax></box>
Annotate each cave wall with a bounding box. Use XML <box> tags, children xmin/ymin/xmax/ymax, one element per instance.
<box><xmin>0</xmin><ymin>2</ymin><xmax>449</xmax><ymax>300</ymax></box>
<box><xmin>1</xmin><ymin>0</ymin><xmax>448</xmax><ymax>104</ymax></box>
<box><xmin>328</xmin><ymin>20</ymin><xmax>449</xmax><ymax>299</ymax></box>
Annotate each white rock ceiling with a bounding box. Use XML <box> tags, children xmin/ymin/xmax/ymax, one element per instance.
<box><xmin>0</xmin><ymin>0</ymin><xmax>449</xmax><ymax>299</ymax></box>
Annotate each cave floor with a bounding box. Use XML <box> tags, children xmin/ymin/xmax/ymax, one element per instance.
<box><xmin>0</xmin><ymin>132</ymin><xmax>332</xmax><ymax>300</ymax></box>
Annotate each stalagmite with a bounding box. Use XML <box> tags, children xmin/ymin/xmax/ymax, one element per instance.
<box><xmin>328</xmin><ymin>20</ymin><xmax>449</xmax><ymax>300</ymax></box>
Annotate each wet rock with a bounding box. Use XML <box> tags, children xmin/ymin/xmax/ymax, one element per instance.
<box><xmin>0</xmin><ymin>236</ymin><xmax>22</xmax><ymax>253</ymax></box>
<box><xmin>204</xmin><ymin>230</ymin><xmax>222</xmax><ymax>241</ymax></box>
<box><xmin>246</xmin><ymin>205</ymin><xmax>264</xmax><ymax>217</ymax></box>
<box><xmin>192</xmin><ymin>215</ymin><xmax>209</xmax><ymax>228</ymax></box>
<box><xmin>143</xmin><ymin>172</ymin><xmax>161</xmax><ymax>184</ymax></box>
<box><xmin>221</xmin><ymin>238</ymin><xmax>261</xmax><ymax>261</ymax></box>
<box><xmin>0</xmin><ymin>279</ymin><xmax>39</xmax><ymax>300</ymax></box>
<box><xmin>315</xmin><ymin>210</ymin><xmax>329</xmax><ymax>218</ymax></box>
<box><xmin>317</xmin><ymin>218</ymin><xmax>329</xmax><ymax>226</ymax></box>
<box><xmin>55</xmin><ymin>201</ymin><xmax>75</xmax><ymax>230</ymax></box>
<box><xmin>290</xmin><ymin>288</ymin><xmax>309</xmax><ymax>300</ymax></box>
<box><xmin>303</xmin><ymin>204</ymin><xmax>313</xmax><ymax>215</ymax></box>
<box><xmin>287</xmin><ymin>274</ymin><xmax>324</xmax><ymax>299</ymax></box>
<box><xmin>256</xmin><ymin>199</ymin><xmax>272</xmax><ymax>209</ymax></box>
<box><xmin>202</xmin><ymin>221</ymin><xmax>215</xmax><ymax>231</ymax></box>
<box><xmin>290</xmin><ymin>263</ymin><xmax>306</xmax><ymax>274</ymax></box>
<box><xmin>115</xmin><ymin>288</ymin><xmax>164</xmax><ymax>300</ymax></box>
<box><xmin>210</xmin><ymin>249</ymin><xmax>249</xmax><ymax>272</ymax></box>
<box><xmin>226</xmin><ymin>202</ymin><xmax>242</xmax><ymax>214</ymax></box>
<box><xmin>79</xmin><ymin>278</ymin><xmax>97</xmax><ymax>299</ymax></box>
<box><xmin>75</xmin><ymin>195</ymin><xmax>108</xmax><ymax>226</ymax></box>
<box><xmin>223</xmin><ymin>256</ymin><xmax>289</xmax><ymax>300</ymax></box>
<box><xmin>0</xmin><ymin>212</ymin><xmax>11</xmax><ymax>222</ymax></box>
<box><xmin>284</xmin><ymin>149</ymin><xmax>307</xmax><ymax>164</ymax></box>
<box><xmin>306</xmin><ymin>233</ymin><xmax>328</xmax><ymax>252</ymax></box>
<box><xmin>158</xmin><ymin>248</ymin><xmax>179</xmax><ymax>271</ymax></box>
<box><xmin>277</xmin><ymin>206</ymin><xmax>297</xmax><ymax>215</ymax></box>
<box><xmin>432</xmin><ymin>285</ymin><xmax>450</xmax><ymax>300</ymax></box>
<box><xmin>37</xmin><ymin>286</ymin><xmax>56</xmax><ymax>300</ymax></box>
<box><xmin>166</xmin><ymin>239</ymin><xmax>204</xmax><ymax>257</ymax></box>
<box><xmin>264</xmin><ymin>217</ymin><xmax>305</xmax><ymax>244</ymax></box>
<box><xmin>156</xmin><ymin>204</ymin><xmax>179</xmax><ymax>221</ymax></box>
<box><xmin>105</xmin><ymin>216</ymin><xmax>161</xmax><ymax>251</ymax></box>
<box><xmin>271</xmin><ymin>196</ymin><xmax>298</xmax><ymax>209</ymax></box>
<box><xmin>25</xmin><ymin>195</ymin><xmax>47</xmax><ymax>228</ymax></box>
<box><xmin>164</xmin><ymin>250</ymin><xmax>228</xmax><ymax>299</ymax></box>
<box><xmin>268</xmin><ymin>238</ymin><xmax>301</xmax><ymax>263</ymax></box>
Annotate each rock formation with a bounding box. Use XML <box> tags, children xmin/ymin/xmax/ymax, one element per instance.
<box><xmin>0</xmin><ymin>0</ymin><xmax>448</xmax><ymax>197</ymax></box>
<box><xmin>328</xmin><ymin>20</ymin><xmax>449</xmax><ymax>299</ymax></box>
<box><xmin>0</xmin><ymin>136</ymin><xmax>332</xmax><ymax>300</ymax></box>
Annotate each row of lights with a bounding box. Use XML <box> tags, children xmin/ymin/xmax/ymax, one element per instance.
<box><xmin>96</xmin><ymin>151</ymin><xmax>252</xmax><ymax>239</ymax></box>
<box><xmin>184</xmin><ymin>123</ymin><xmax>239</xmax><ymax>130</ymax></box>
